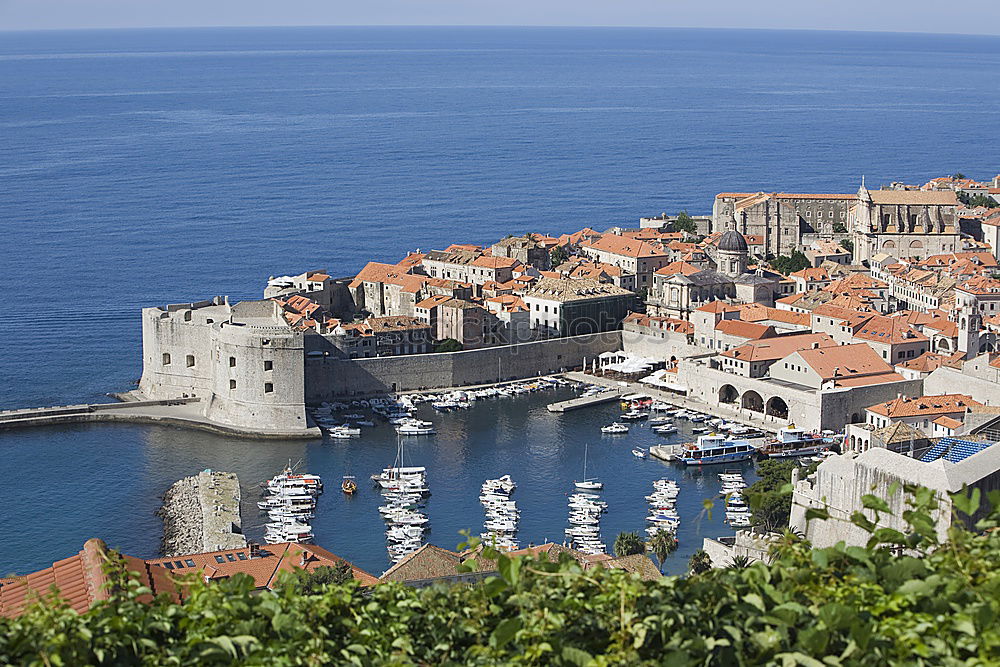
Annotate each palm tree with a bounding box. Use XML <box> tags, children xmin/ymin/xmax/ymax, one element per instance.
<box><xmin>688</xmin><ymin>549</ymin><xmax>712</xmax><ymax>575</ymax></box>
<box><xmin>648</xmin><ymin>530</ymin><xmax>677</xmax><ymax>571</ymax></box>
<box><xmin>729</xmin><ymin>554</ymin><xmax>753</xmax><ymax>568</ymax></box>
<box><xmin>613</xmin><ymin>531</ymin><xmax>645</xmax><ymax>557</ymax></box>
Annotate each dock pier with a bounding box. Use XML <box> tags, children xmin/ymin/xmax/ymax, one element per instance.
<box><xmin>546</xmin><ymin>388</ymin><xmax>624</xmax><ymax>413</ymax></box>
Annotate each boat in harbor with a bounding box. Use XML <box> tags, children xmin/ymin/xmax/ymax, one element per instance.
<box><xmin>631</xmin><ymin>448</ymin><xmax>647</xmax><ymax>459</ymax></box>
<box><xmin>396</xmin><ymin>422</ymin><xmax>436</xmax><ymax>436</ymax></box>
<box><xmin>758</xmin><ymin>424</ymin><xmax>832</xmax><ymax>459</ymax></box>
<box><xmin>341</xmin><ymin>475</ymin><xmax>357</xmax><ymax>494</ymax></box>
<box><xmin>678</xmin><ymin>433</ymin><xmax>756</xmax><ymax>466</ymax></box>
<box><xmin>620</xmin><ymin>410</ymin><xmax>648</xmax><ymax>421</ymax></box>
<box><xmin>574</xmin><ymin>443</ymin><xmax>603</xmax><ymax>490</ymax></box>
<box><xmin>328</xmin><ymin>425</ymin><xmax>362</xmax><ymax>439</ymax></box>
<box><xmin>652</xmin><ymin>424</ymin><xmax>678</xmax><ymax>434</ymax></box>
<box><xmin>601</xmin><ymin>422</ymin><xmax>629</xmax><ymax>434</ymax></box>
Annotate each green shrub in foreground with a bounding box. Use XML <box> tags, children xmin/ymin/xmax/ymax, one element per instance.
<box><xmin>2</xmin><ymin>485</ymin><xmax>999</xmax><ymax>665</ymax></box>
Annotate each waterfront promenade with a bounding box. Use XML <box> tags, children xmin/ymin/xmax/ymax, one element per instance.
<box><xmin>564</xmin><ymin>372</ymin><xmax>784</xmax><ymax>435</ymax></box>
<box><xmin>0</xmin><ymin>397</ymin><xmax>322</xmax><ymax>439</ymax></box>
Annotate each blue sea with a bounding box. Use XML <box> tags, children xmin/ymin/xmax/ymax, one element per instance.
<box><xmin>2</xmin><ymin>26</ymin><xmax>999</xmax><ymax>577</ymax></box>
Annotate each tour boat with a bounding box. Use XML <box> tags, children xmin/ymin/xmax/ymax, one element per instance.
<box><xmin>678</xmin><ymin>433</ymin><xmax>756</xmax><ymax>466</ymax></box>
<box><xmin>341</xmin><ymin>476</ymin><xmax>357</xmax><ymax>494</ymax></box>
<box><xmin>574</xmin><ymin>443</ymin><xmax>603</xmax><ymax>490</ymax></box>
<box><xmin>758</xmin><ymin>424</ymin><xmax>828</xmax><ymax>459</ymax></box>
<box><xmin>632</xmin><ymin>448</ymin><xmax>647</xmax><ymax>459</ymax></box>
<box><xmin>601</xmin><ymin>422</ymin><xmax>629</xmax><ymax>434</ymax></box>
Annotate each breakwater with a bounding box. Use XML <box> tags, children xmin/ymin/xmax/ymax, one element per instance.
<box><xmin>158</xmin><ymin>471</ymin><xmax>247</xmax><ymax>557</ymax></box>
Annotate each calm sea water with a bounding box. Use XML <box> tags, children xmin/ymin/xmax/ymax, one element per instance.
<box><xmin>2</xmin><ymin>26</ymin><xmax>1000</xmax><ymax>576</ymax></box>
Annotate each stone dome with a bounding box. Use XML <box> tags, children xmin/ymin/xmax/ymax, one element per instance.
<box><xmin>718</xmin><ymin>229</ymin><xmax>749</xmax><ymax>254</ymax></box>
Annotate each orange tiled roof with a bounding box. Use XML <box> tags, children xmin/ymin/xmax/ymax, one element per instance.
<box><xmin>146</xmin><ymin>542</ymin><xmax>378</xmax><ymax>589</ymax></box>
<box><xmin>695</xmin><ymin>300</ymin><xmax>739</xmax><ymax>314</ymax></box>
<box><xmin>933</xmin><ymin>415</ymin><xmax>963</xmax><ymax>429</ymax></box>
<box><xmin>722</xmin><ymin>333</ymin><xmax>835</xmax><ymax>363</ymax></box>
<box><xmin>714</xmin><ymin>319</ymin><xmax>775</xmax><ymax>340</ymax></box>
<box><xmin>715</xmin><ymin>192</ymin><xmax>856</xmax><ymax>200</ymax></box>
<box><xmin>580</xmin><ymin>235</ymin><xmax>668</xmax><ymax>259</ymax></box>
<box><xmin>654</xmin><ymin>261</ymin><xmax>703</xmax><ymax>277</ymax></box>
<box><xmin>867</xmin><ymin>394</ymin><xmax>982</xmax><ymax>419</ymax></box>
<box><xmin>795</xmin><ymin>343</ymin><xmax>897</xmax><ymax>383</ymax></box>
<box><xmin>790</xmin><ymin>267</ymin><xmax>830</xmax><ymax>281</ymax></box>
<box><xmin>0</xmin><ymin>539</ymin><xmax>179</xmax><ymax>619</ymax></box>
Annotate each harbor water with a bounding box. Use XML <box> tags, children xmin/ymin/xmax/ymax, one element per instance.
<box><xmin>1</xmin><ymin>385</ymin><xmax>755</xmax><ymax>576</ymax></box>
<box><xmin>2</xmin><ymin>26</ymin><xmax>999</xmax><ymax>575</ymax></box>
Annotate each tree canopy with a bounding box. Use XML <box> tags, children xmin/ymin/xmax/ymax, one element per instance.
<box><xmin>957</xmin><ymin>190</ymin><xmax>999</xmax><ymax>209</ymax></box>
<box><xmin>434</xmin><ymin>338</ymin><xmax>463</xmax><ymax>353</ymax></box>
<box><xmin>769</xmin><ymin>250</ymin><xmax>810</xmax><ymax>275</ymax></box>
<box><xmin>673</xmin><ymin>211</ymin><xmax>698</xmax><ymax>235</ymax></box>
<box><xmin>3</xmin><ymin>487</ymin><xmax>999</xmax><ymax>665</ymax></box>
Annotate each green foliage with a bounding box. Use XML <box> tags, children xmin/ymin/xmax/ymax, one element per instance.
<box><xmin>647</xmin><ymin>530</ymin><xmax>677</xmax><ymax>571</ymax></box>
<box><xmin>613</xmin><ymin>531</ymin><xmax>645</xmax><ymax>557</ymax></box>
<box><xmin>729</xmin><ymin>554</ymin><xmax>753</xmax><ymax>568</ymax></box>
<box><xmin>283</xmin><ymin>562</ymin><xmax>353</xmax><ymax>594</ymax></box>
<box><xmin>673</xmin><ymin>210</ymin><xmax>698</xmax><ymax>235</ymax></box>
<box><xmin>840</xmin><ymin>238</ymin><xmax>854</xmax><ymax>254</ymax></box>
<box><xmin>952</xmin><ymin>172</ymin><xmax>966</xmax><ymax>180</ymax></box>
<box><xmin>550</xmin><ymin>245</ymin><xmax>569</xmax><ymax>268</ymax></box>
<box><xmin>832</xmin><ymin>222</ymin><xmax>848</xmax><ymax>234</ymax></box>
<box><xmin>769</xmin><ymin>250</ymin><xmax>810</xmax><ymax>275</ymax></box>
<box><xmin>434</xmin><ymin>338</ymin><xmax>463</xmax><ymax>353</ymax></box>
<box><xmin>5</xmin><ymin>489</ymin><xmax>1000</xmax><ymax>665</ymax></box>
<box><xmin>957</xmin><ymin>190</ymin><xmax>999</xmax><ymax>209</ymax></box>
<box><xmin>687</xmin><ymin>549</ymin><xmax>712</xmax><ymax>575</ymax></box>
<box><xmin>744</xmin><ymin>460</ymin><xmax>800</xmax><ymax>532</ymax></box>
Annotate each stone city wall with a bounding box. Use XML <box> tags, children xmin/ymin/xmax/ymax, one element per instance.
<box><xmin>305</xmin><ymin>331</ymin><xmax>622</xmax><ymax>400</ymax></box>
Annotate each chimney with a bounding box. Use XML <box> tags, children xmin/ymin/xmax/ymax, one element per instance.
<box><xmin>833</xmin><ymin>367</ymin><xmax>839</xmax><ymax>377</ymax></box>
<box><xmin>812</xmin><ymin>342</ymin><xmax>820</xmax><ymax>349</ymax></box>
<box><xmin>249</xmin><ymin>542</ymin><xmax>261</xmax><ymax>559</ymax></box>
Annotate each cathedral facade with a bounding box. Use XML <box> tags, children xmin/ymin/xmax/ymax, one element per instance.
<box><xmin>850</xmin><ymin>188</ymin><xmax>960</xmax><ymax>264</ymax></box>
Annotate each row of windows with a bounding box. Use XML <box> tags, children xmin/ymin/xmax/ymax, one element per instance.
<box><xmin>161</xmin><ymin>354</ymin><xmax>273</xmax><ymax>372</ymax></box>
<box><xmin>227</xmin><ymin>379</ymin><xmax>274</xmax><ymax>393</ymax></box>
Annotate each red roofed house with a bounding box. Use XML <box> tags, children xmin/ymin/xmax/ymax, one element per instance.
<box><xmin>719</xmin><ymin>333</ymin><xmax>836</xmax><ymax>378</ymax></box>
<box><xmin>578</xmin><ymin>234</ymin><xmax>671</xmax><ymax>291</ymax></box>
<box><xmin>771</xmin><ymin>343</ymin><xmax>906</xmax><ymax>390</ymax></box>
<box><xmin>864</xmin><ymin>393</ymin><xmax>983</xmax><ymax>433</ymax></box>
<box><xmin>1</xmin><ymin>539</ymin><xmax>376</xmax><ymax>620</ymax></box>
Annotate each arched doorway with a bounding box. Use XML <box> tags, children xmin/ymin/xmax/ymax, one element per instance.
<box><xmin>741</xmin><ymin>390</ymin><xmax>764</xmax><ymax>413</ymax></box>
<box><xmin>765</xmin><ymin>396</ymin><xmax>788</xmax><ymax>419</ymax></box>
<box><xmin>719</xmin><ymin>384</ymin><xmax>739</xmax><ymax>404</ymax></box>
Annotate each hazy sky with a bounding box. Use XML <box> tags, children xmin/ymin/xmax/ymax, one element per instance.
<box><xmin>1</xmin><ymin>0</ymin><xmax>999</xmax><ymax>35</ymax></box>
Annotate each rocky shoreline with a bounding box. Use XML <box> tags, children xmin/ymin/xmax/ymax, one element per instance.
<box><xmin>158</xmin><ymin>470</ymin><xmax>247</xmax><ymax>557</ymax></box>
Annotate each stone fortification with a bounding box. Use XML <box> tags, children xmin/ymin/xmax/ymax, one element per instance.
<box><xmin>158</xmin><ymin>470</ymin><xmax>246</xmax><ymax>557</ymax></box>
<box><xmin>305</xmin><ymin>331</ymin><xmax>621</xmax><ymax>399</ymax></box>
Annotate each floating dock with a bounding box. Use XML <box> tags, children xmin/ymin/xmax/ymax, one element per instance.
<box><xmin>547</xmin><ymin>389</ymin><xmax>624</xmax><ymax>413</ymax></box>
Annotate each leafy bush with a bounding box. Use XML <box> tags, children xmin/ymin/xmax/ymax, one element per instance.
<box><xmin>3</xmin><ymin>487</ymin><xmax>999</xmax><ymax>665</ymax></box>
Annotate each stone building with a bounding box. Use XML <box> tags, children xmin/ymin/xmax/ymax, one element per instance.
<box><xmin>577</xmin><ymin>235</ymin><xmax>671</xmax><ymax>292</ymax></box>
<box><xmin>139</xmin><ymin>298</ymin><xmax>312</xmax><ymax>436</ymax></box>
<box><xmin>851</xmin><ymin>187</ymin><xmax>961</xmax><ymax>263</ymax></box>
<box><xmin>522</xmin><ymin>277</ymin><xmax>635</xmax><ymax>337</ymax></box>
<box><xmin>712</xmin><ymin>192</ymin><xmax>855</xmax><ymax>256</ymax></box>
<box><xmin>490</xmin><ymin>235</ymin><xmax>551</xmax><ymax>271</ymax></box>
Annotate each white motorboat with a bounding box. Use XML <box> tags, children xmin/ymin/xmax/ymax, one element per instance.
<box><xmin>620</xmin><ymin>410</ymin><xmax>648</xmax><ymax>421</ymax></box>
<box><xmin>396</xmin><ymin>423</ymin><xmax>436</xmax><ymax>436</ymax></box>
<box><xmin>601</xmin><ymin>422</ymin><xmax>629</xmax><ymax>434</ymax></box>
<box><xmin>653</xmin><ymin>424</ymin><xmax>678</xmax><ymax>435</ymax></box>
<box><xmin>328</xmin><ymin>425</ymin><xmax>361</xmax><ymax>438</ymax></box>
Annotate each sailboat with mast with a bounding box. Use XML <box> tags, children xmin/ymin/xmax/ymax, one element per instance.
<box><xmin>574</xmin><ymin>442</ymin><xmax>603</xmax><ymax>490</ymax></box>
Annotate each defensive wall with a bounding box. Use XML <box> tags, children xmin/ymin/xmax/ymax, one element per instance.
<box><xmin>305</xmin><ymin>331</ymin><xmax>622</xmax><ymax>400</ymax></box>
<box><xmin>790</xmin><ymin>447</ymin><xmax>1000</xmax><ymax>548</ymax></box>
